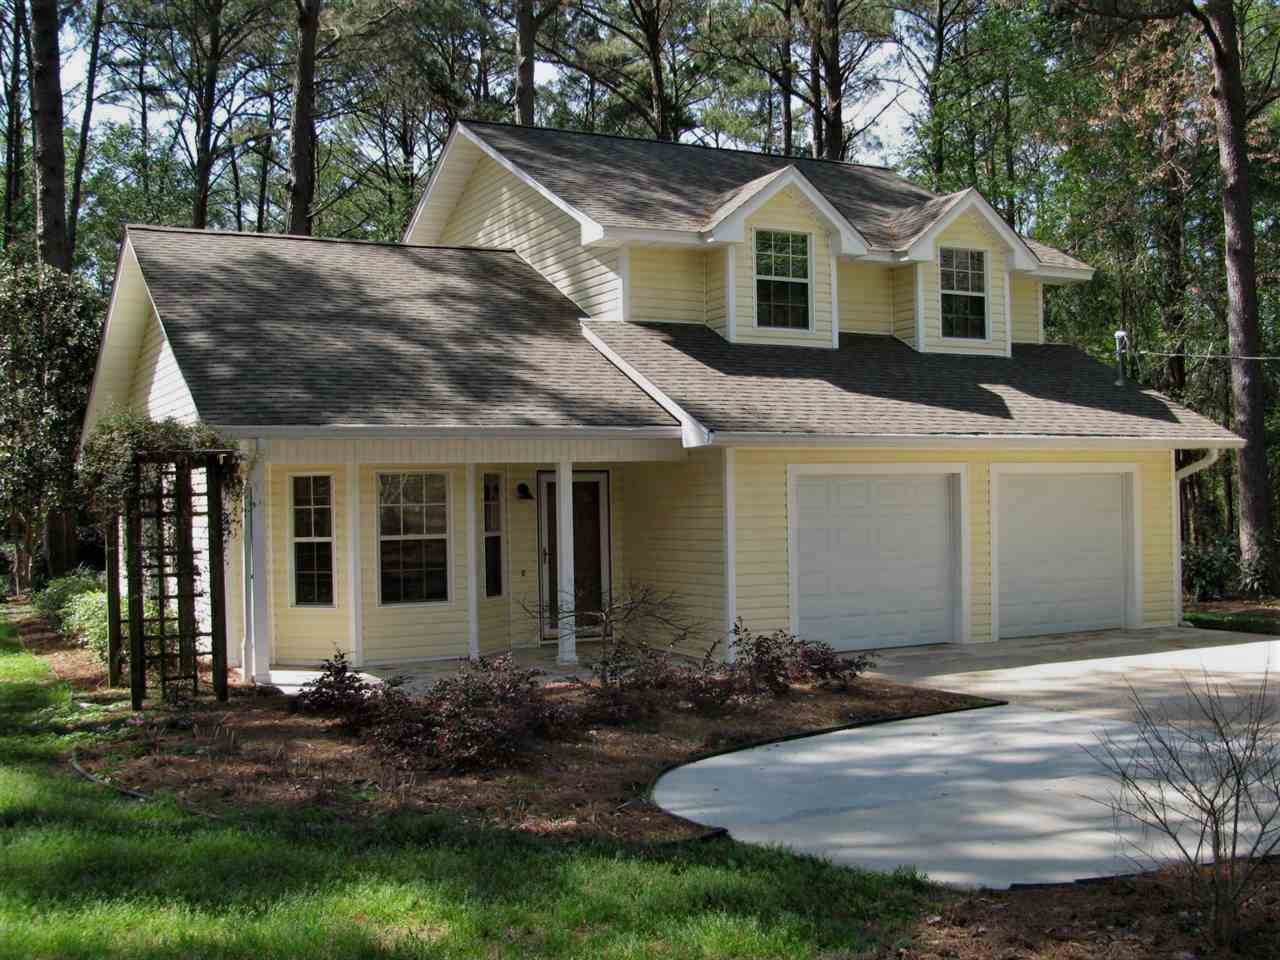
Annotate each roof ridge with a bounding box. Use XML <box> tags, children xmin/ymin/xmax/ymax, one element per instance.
<box><xmin>125</xmin><ymin>223</ymin><xmax>517</xmax><ymax>254</ymax></box>
<box><xmin>460</xmin><ymin>118</ymin><xmax>904</xmax><ymax>174</ymax></box>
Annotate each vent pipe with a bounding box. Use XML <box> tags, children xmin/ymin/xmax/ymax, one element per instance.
<box><xmin>1114</xmin><ymin>330</ymin><xmax>1129</xmax><ymax>386</ymax></box>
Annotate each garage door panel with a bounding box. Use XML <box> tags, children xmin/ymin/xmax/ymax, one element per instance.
<box><xmin>796</xmin><ymin>474</ymin><xmax>958</xmax><ymax>652</ymax></box>
<box><xmin>998</xmin><ymin>473</ymin><xmax>1127</xmax><ymax>639</ymax></box>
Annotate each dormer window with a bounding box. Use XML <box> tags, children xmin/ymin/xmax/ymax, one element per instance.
<box><xmin>755</xmin><ymin>230</ymin><xmax>811</xmax><ymax>330</ymax></box>
<box><xmin>940</xmin><ymin>248</ymin><xmax>987</xmax><ymax>339</ymax></box>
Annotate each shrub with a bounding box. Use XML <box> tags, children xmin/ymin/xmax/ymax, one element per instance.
<box><xmin>297</xmin><ymin>651</ymin><xmax>376</xmax><ymax>726</ymax></box>
<box><xmin>1090</xmin><ymin>672</ymin><xmax>1280</xmax><ymax>948</ymax></box>
<box><xmin>792</xmin><ymin>639</ymin><xmax>875</xmax><ymax>690</ymax></box>
<box><xmin>32</xmin><ymin>565</ymin><xmax>103</xmax><ymax>624</ymax></box>
<box><xmin>728</xmin><ymin>620</ymin><xmax>799</xmax><ymax>696</ymax></box>
<box><xmin>1182</xmin><ymin>536</ymin><xmax>1239</xmax><ymax>602</ymax></box>
<box><xmin>63</xmin><ymin>590</ymin><xmax>111</xmax><ymax>662</ymax></box>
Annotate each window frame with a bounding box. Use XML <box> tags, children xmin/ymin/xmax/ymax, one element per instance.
<box><xmin>288</xmin><ymin>472</ymin><xmax>336</xmax><ymax>609</ymax></box>
<box><xmin>939</xmin><ymin>246</ymin><xmax>991</xmax><ymax>342</ymax></box>
<box><xmin>375</xmin><ymin>470</ymin><xmax>452</xmax><ymax>608</ymax></box>
<box><xmin>752</xmin><ymin>228</ymin><xmax>815</xmax><ymax>332</ymax></box>
<box><xmin>482</xmin><ymin>471</ymin><xmax>504</xmax><ymax>599</ymax></box>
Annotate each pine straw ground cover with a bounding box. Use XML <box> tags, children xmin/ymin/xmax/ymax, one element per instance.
<box><xmin>6</xmin><ymin>602</ymin><xmax>1278</xmax><ymax>959</ymax></box>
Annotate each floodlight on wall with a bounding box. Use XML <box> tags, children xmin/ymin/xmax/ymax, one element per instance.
<box><xmin>516</xmin><ymin>482</ymin><xmax>534</xmax><ymax>500</ymax></box>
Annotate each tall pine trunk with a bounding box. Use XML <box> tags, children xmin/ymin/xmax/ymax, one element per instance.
<box><xmin>3</xmin><ymin>0</ymin><xmax>25</xmax><ymax>250</ymax></box>
<box><xmin>515</xmin><ymin>0</ymin><xmax>535</xmax><ymax>124</ymax></box>
<box><xmin>286</xmin><ymin>0</ymin><xmax>320</xmax><ymax>235</ymax></box>
<box><xmin>67</xmin><ymin>0</ymin><xmax>103</xmax><ymax>259</ymax></box>
<box><xmin>1201</xmin><ymin>1</ymin><xmax>1273</xmax><ymax>581</ymax></box>
<box><xmin>28</xmin><ymin>0</ymin><xmax>67</xmax><ymax>271</ymax></box>
<box><xmin>820</xmin><ymin>0</ymin><xmax>842</xmax><ymax>159</ymax></box>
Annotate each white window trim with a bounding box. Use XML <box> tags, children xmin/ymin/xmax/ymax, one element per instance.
<box><xmin>482</xmin><ymin>470</ymin><xmax>505</xmax><ymax>599</ymax></box>
<box><xmin>288</xmin><ymin>471</ymin><xmax>337</xmax><ymax>609</ymax></box>
<box><xmin>751</xmin><ymin>228</ymin><xmax>816</xmax><ymax>333</ymax></box>
<box><xmin>938</xmin><ymin>246</ymin><xmax>993</xmax><ymax>344</ymax></box>
<box><xmin>988</xmin><ymin>462</ymin><xmax>1143</xmax><ymax>642</ymax></box>
<box><xmin>785</xmin><ymin>462</ymin><xmax>971</xmax><ymax>646</ymax></box>
<box><xmin>375</xmin><ymin>469</ymin><xmax>453</xmax><ymax>607</ymax></box>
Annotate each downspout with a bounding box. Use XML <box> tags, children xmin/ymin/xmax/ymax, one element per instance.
<box><xmin>1173</xmin><ymin>447</ymin><xmax>1221</xmax><ymax>625</ymax></box>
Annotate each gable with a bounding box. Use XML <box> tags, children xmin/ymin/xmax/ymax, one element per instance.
<box><xmin>128</xmin><ymin>308</ymin><xmax>198</xmax><ymax>422</ymax></box>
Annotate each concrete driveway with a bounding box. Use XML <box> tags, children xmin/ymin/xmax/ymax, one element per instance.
<box><xmin>653</xmin><ymin>628</ymin><xmax>1278</xmax><ymax>889</ymax></box>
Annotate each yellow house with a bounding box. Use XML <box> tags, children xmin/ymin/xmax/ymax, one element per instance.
<box><xmin>82</xmin><ymin>121</ymin><xmax>1242</xmax><ymax>682</ymax></box>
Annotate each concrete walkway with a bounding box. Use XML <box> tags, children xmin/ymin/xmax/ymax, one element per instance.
<box><xmin>654</xmin><ymin>628</ymin><xmax>1278</xmax><ymax>889</ymax></box>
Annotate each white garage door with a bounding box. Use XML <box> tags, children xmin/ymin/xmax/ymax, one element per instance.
<box><xmin>795</xmin><ymin>474</ymin><xmax>958</xmax><ymax>651</ymax></box>
<box><xmin>997</xmin><ymin>473</ymin><xmax>1127</xmax><ymax>639</ymax></box>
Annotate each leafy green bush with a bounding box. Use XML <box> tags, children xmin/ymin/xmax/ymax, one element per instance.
<box><xmin>1183</xmin><ymin>536</ymin><xmax>1240</xmax><ymax>602</ymax></box>
<box><xmin>63</xmin><ymin>590</ymin><xmax>111</xmax><ymax>663</ymax></box>
<box><xmin>32</xmin><ymin>566</ymin><xmax>103</xmax><ymax>624</ymax></box>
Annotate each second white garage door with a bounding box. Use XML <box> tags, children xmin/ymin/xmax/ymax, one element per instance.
<box><xmin>795</xmin><ymin>474</ymin><xmax>959</xmax><ymax>651</ymax></box>
<box><xmin>997</xmin><ymin>473</ymin><xmax>1129</xmax><ymax>639</ymax></box>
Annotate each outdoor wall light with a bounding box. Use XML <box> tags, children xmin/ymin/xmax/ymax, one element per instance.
<box><xmin>516</xmin><ymin>482</ymin><xmax>534</xmax><ymax>500</ymax></box>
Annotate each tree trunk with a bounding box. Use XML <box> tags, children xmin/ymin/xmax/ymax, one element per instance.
<box><xmin>285</xmin><ymin>0</ymin><xmax>320</xmax><ymax>235</ymax></box>
<box><xmin>820</xmin><ymin>0</ymin><xmax>842</xmax><ymax>159</ymax></box>
<box><xmin>1200</xmin><ymin>1</ymin><xmax>1272</xmax><ymax>578</ymax></box>
<box><xmin>780</xmin><ymin>0</ymin><xmax>793</xmax><ymax>154</ymax></box>
<box><xmin>27</xmin><ymin>0</ymin><xmax>68</xmax><ymax>271</ymax></box>
<box><xmin>515</xmin><ymin>0</ymin><xmax>536</xmax><ymax>124</ymax></box>
<box><xmin>930</xmin><ymin>0</ymin><xmax>945</xmax><ymax>190</ymax></box>
<box><xmin>4</xmin><ymin>0</ymin><xmax>25</xmax><ymax>250</ymax></box>
<box><xmin>645</xmin><ymin>25</ymin><xmax>669</xmax><ymax>140</ymax></box>
<box><xmin>67</xmin><ymin>0</ymin><xmax>104</xmax><ymax>260</ymax></box>
<box><xmin>809</xmin><ymin>43</ymin><xmax>822</xmax><ymax>157</ymax></box>
<box><xmin>192</xmin><ymin>5</ymin><xmax>222</xmax><ymax>229</ymax></box>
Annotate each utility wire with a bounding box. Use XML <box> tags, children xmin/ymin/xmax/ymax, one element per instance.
<box><xmin>1135</xmin><ymin>349</ymin><xmax>1280</xmax><ymax>362</ymax></box>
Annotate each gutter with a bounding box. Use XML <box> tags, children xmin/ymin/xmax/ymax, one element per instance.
<box><xmin>1176</xmin><ymin>447</ymin><xmax>1221</xmax><ymax>480</ymax></box>
<box><xmin>709</xmin><ymin>433</ymin><xmax>1247</xmax><ymax>451</ymax></box>
<box><xmin>213</xmin><ymin>424</ymin><xmax>684</xmax><ymax>442</ymax></box>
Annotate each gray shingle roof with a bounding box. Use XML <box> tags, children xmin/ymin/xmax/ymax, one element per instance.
<box><xmin>583</xmin><ymin>321</ymin><xmax>1241</xmax><ymax>444</ymax></box>
<box><xmin>127</xmin><ymin>226</ymin><xmax>675</xmax><ymax>430</ymax></box>
<box><xmin>463</xmin><ymin>122</ymin><xmax>1086</xmax><ymax>270</ymax></box>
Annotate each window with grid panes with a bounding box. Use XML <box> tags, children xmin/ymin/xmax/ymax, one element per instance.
<box><xmin>940</xmin><ymin>248</ymin><xmax>987</xmax><ymax>339</ymax></box>
<box><xmin>754</xmin><ymin>230</ymin><xmax>811</xmax><ymax>330</ymax></box>
<box><xmin>292</xmin><ymin>475</ymin><xmax>334</xmax><ymax>605</ymax></box>
<box><xmin>378</xmin><ymin>472</ymin><xmax>448</xmax><ymax>604</ymax></box>
<box><xmin>483</xmin><ymin>473</ymin><xmax>503</xmax><ymax>598</ymax></box>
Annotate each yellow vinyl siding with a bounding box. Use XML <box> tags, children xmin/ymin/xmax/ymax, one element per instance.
<box><xmin>892</xmin><ymin>265</ymin><xmax>916</xmax><ymax>346</ymax></box>
<box><xmin>838</xmin><ymin>261</ymin><xmax>894</xmax><ymax>335</ymax></box>
<box><xmin>921</xmin><ymin>211</ymin><xmax>1009</xmax><ymax>356</ymax></box>
<box><xmin>440</xmin><ymin>155</ymin><xmax>621</xmax><ymax>320</ymax></box>
<box><xmin>733</xmin><ymin>187</ymin><xmax>834</xmax><ymax>347</ymax></box>
<box><xmin>706</xmin><ymin>246</ymin><xmax>728</xmax><ymax>335</ymax></box>
<box><xmin>1010</xmin><ymin>274</ymin><xmax>1042</xmax><ymax>343</ymax></box>
<box><xmin>127</xmin><ymin>308</ymin><xmax>197</xmax><ymax>421</ymax></box>
<box><xmin>620</xmin><ymin>449</ymin><xmax>725</xmax><ymax>657</ymax></box>
<box><xmin>269</xmin><ymin>465</ymin><xmax>350</xmax><ymax>664</ymax></box>
<box><xmin>731</xmin><ymin>448</ymin><xmax>1176</xmax><ymax>644</ymax></box>
<box><xmin>630</xmin><ymin>246</ymin><xmax>706</xmax><ymax>323</ymax></box>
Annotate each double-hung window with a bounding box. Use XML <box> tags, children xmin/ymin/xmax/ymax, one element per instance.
<box><xmin>755</xmin><ymin>230</ymin><xmax>811</xmax><ymax>330</ymax></box>
<box><xmin>292</xmin><ymin>475</ymin><xmax>334</xmax><ymax>606</ymax></box>
<box><xmin>940</xmin><ymin>248</ymin><xmax>987</xmax><ymax>339</ymax></box>
<box><xmin>483</xmin><ymin>473</ymin><xmax>503</xmax><ymax>598</ymax></box>
<box><xmin>378</xmin><ymin>472</ymin><xmax>448</xmax><ymax>604</ymax></box>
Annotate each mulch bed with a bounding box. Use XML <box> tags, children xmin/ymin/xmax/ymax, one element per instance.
<box><xmin>11</xmin><ymin>602</ymin><xmax>992</xmax><ymax>842</ymax></box>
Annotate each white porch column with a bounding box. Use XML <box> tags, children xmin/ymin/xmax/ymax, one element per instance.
<box><xmin>465</xmin><ymin>463</ymin><xmax>480</xmax><ymax>659</ymax></box>
<box><xmin>244</xmin><ymin>439</ymin><xmax>271</xmax><ymax>684</ymax></box>
<box><xmin>347</xmin><ymin>447</ymin><xmax>364</xmax><ymax>666</ymax></box>
<box><xmin>556</xmin><ymin>459</ymin><xmax>576</xmax><ymax>664</ymax></box>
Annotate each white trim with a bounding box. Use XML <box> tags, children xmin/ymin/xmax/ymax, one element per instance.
<box><xmin>786</xmin><ymin>462</ymin><xmax>971</xmax><ymax>646</ymax></box>
<box><xmin>617</xmin><ymin>246</ymin><xmax>631</xmax><ymax>322</ymax></box>
<box><xmin>723</xmin><ymin>448</ymin><xmax>737</xmax><ymax>659</ymax></box>
<box><xmin>704</xmin><ymin>165</ymin><xmax>869</xmax><ymax>256</ymax></box>
<box><xmin>246</xmin><ymin>441</ymin><xmax>271</xmax><ymax>683</ymax></box>
<box><xmin>1004</xmin><ymin>261</ymin><xmax>1013</xmax><ymax>357</ymax></box>
<box><xmin>587</xmin><ymin>226</ymin><xmax>708</xmax><ymax>247</ymax></box>
<box><xmin>401</xmin><ymin>124</ymin><xmax>462</xmax><ymax>243</ymax></box>
<box><xmin>829</xmin><ymin>249</ymin><xmax>840</xmax><ymax>349</ymax></box>
<box><xmin>751</xmin><ymin>228</ymin><xmax>816</xmax><ymax>334</ymax></box>
<box><xmin>904</xmin><ymin>189</ymin><xmax>1038</xmax><ymax>272</ymax></box>
<box><xmin>708</xmin><ymin>432</ymin><xmax>1246</xmax><ymax>450</ymax></box>
<box><xmin>580</xmin><ymin>322</ymin><xmax>712</xmax><ymax>447</ymax></box>
<box><xmin>989</xmin><ymin>462</ymin><xmax>1143</xmax><ymax>642</ymax></box>
<box><xmin>1172</xmin><ymin>449</ymin><xmax>1182</xmax><ymax>626</ymax></box>
<box><xmin>913</xmin><ymin>263</ymin><xmax>924</xmax><ymax>349</ymax></box>
<box><xmin>347</xmin><ymin>447</ymin><xmax>363</xmax><ymax>666</ymax></box>
<box><xmin>725</xmin><ymin>246</ymin><xmax>737</xmax><ymax>343</ymax></box>
<box><xmin>1031</xmin><ymin>265</ymin><xmax>1094</xmax><ymax>282</ymax></box>
<box><xmin>465</xmin><ymin>464</ymin><xmax>479</xmax><ymax>658</ymax></box>
<box><xmin>373</xmin><ymin>469</ymin><xmax>455</xmax><ymax>608</ymax></box>
<box><xmin>555</xmin><ymin>460</ymin><xmax>577</xmax><ymax>664</ymax></box>
<box><xmin>214</xmin><ymin>424</ymin><xmax>683</xmax><ymax>441</ymax></box>
<box><xmin>284</xmin><ymin>470</ymin><xmax>337</xmax><ymax>609</ymax></box>
<box><xmin>1036</xmin><ymin>279</ymin><xmax>1045</xmax><ymax>344</ymax></box>
<box><xmin>80</xmin><ymin>237</ymin><xmax>135</xmax><ymax>451</ymax></box>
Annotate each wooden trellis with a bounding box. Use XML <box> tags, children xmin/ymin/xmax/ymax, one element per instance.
<box><xmin>104</xmin><ymin>451</ymin><xmax>233</xmax><ymax>709</ymax></box>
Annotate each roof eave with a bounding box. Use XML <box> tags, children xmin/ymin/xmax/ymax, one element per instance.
<box><xmin>212</xmin><ymin>424</ymin><xmax>684</xmax><ymax>441</ymax></box>
<box><xmin>708</xmin><ymin>432</ymin><xmax>1245</xmax><ymax>450</ymax></box>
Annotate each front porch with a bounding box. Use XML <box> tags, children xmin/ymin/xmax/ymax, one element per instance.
<box><xmin>234</xmin><ymin>436</ymin><xmax>727</xmax><ymax>682</ymax></box>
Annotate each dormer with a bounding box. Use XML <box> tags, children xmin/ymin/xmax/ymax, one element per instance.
<box><xmin>406</xmin><ymin>121</ymin><xmax>1093</xmax><ymax>357</ymax></box>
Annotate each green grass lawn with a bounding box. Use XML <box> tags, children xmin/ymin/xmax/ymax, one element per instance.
<box><xmin>0</xmin><ymin>606</ymin><xmax>936</xmax><ymax>959</ymax></box>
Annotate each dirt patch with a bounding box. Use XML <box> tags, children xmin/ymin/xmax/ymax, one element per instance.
<box><xmin>1187</xmin><ymin>599</ymin><xmax>1280</xmax><ymax>621</ymax></box>
<box><xmin>886</xmin><ymin>863</ymin><xmax>1280</xmax><ymax>960</ymax></box>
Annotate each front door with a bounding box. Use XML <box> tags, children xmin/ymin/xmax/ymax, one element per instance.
<box><xmin>538</xmin><ymin>471</ymin><xmax>610</xmax><ymax>638</ymax></box>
